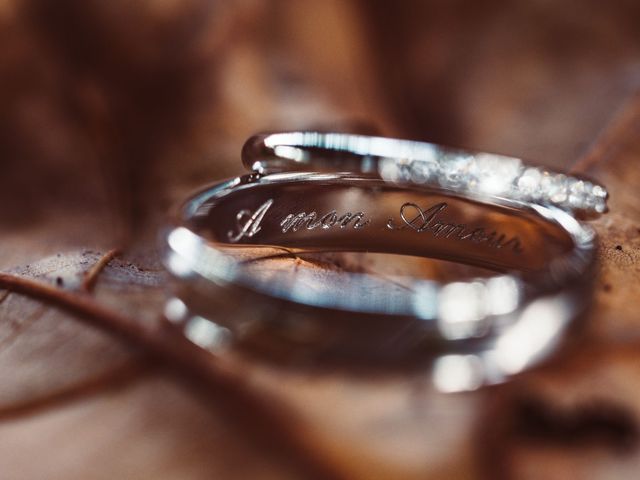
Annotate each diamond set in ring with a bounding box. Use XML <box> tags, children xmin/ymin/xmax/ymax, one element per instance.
<box><xmin>379</xmin><ymin>151</ymin><xmax>608</xmax><ymax>215</ymax></box>
<box><xmin>249</xmin><ymin>132</ymin><xmax>609</xmax><ymax>216</ymax></box>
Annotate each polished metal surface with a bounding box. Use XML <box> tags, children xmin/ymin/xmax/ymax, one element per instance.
<box><xmin>243</xmin><ymin>132</ymin><xmax>608</xmax><ymax>217</ymax></box>
<box><xmin>162</xmin><ymin>172</ymin><xmax>597</xmax><ymax>391</ymax></box>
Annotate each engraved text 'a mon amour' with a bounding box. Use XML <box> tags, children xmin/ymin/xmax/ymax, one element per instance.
<box><xmin>228</xmin><ymin>199</ymin><xmax>522</xmax><ymax>253</ymax></box>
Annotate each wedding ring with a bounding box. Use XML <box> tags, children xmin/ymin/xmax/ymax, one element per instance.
<box><xmin>162</xmin><ymin>171</ymin><xmax>597</xmax><ymax>391</ymax></box>
<box><xmin>242</xmin><ymin>132</ymin><xmax>609</xmax><ymax>218</ymax></box>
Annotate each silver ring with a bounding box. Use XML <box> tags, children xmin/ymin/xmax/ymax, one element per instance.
<box><xmin>242</xmin><ymin>132</ymin><xmax>609</xmax><ymax>217</ymax></box>
<box><xmin>162</xmin><ymin>171</ymin><xmax>597</xmax><ymax>392</ymax></box>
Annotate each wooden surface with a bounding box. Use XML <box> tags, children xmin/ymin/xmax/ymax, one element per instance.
<box><xmin>1</xmin><ymin>1</ymin><xmax>640</xmax><ymax>478</ymax></box>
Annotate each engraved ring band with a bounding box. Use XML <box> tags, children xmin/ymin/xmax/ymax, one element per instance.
<box><xmin>162</xmin><ymin>156</ymin><xmax>601</xmax><ymax>391</ymax></box>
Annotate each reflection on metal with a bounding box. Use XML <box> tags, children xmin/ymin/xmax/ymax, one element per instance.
<box><xmin>433</xmin><ymin>354</ymin><xmax>484</xmax><ymax>393</ymax></box>
<box><xmin>411</xmin><ymin>281</ymin><xmax>439</xmax><ymax>320</ymax></box>
<box><xmin>438</xmin><ymin>281</ymin><xmax>488</xmax><ymax>340</ymax></box>
<box><xmin>436</xmin><ymin>276</ymin><xmax>520</xmax><ymax>341</ymax></box>
<box><xmin>273</xmin><ymin>145</ymin><xmax>307</xmax><ymax>162</ymax></box>
<box><xmin>166</xmin><ymin>227</ymin><xmax>200</xmax><ymax>278</ymax></box>
<box><xmin>164</xmin><ymin>297</ymin><xmax>188</xmax><ymax>323</ymax></box>
<box><xmin>485</xmin><ymin>275</ymin><xmax>520</xmax><ymax>316</ymax></box>
<box><xmin>493</xmin><ymin>295</ymin><xmax>570</xmax><ymax>375</ymax></box>
<box><xmin>184</xmin><ymin>315</ymin><xmax>231</xmax><ymax>351</ymax></box>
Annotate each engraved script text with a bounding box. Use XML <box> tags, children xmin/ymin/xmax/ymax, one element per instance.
<box><xmin>387</xmin><ymin>202</ymin><xmax>523</xmax><ymax>252</ymax></box>
<box><xmin>280</xmin><ymin>210</ymin><xmax>370</xmax><ymax>233</ymax></box>
<box><xmin>227</xmin><ymin>199</ymin><xmax>273</xmax><ymax>242</ymax></box>
<box><xmin>228</xmin><ymin>199</ymin><xmax>522</xmax><ymax>253</ymax></box>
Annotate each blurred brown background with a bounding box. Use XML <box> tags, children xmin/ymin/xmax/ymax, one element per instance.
<box><xmin>1</xmin><ymin>1</ymin><xmax>640</xmax><ymax>479</ymax></box>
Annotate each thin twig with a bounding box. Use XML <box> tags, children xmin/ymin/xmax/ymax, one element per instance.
<box><xmin>0</xmin><ymin>272</ymin><xmax>346</xmax><ymax>480</ymax></box>
<box><xmin>82</xmin><ymin>248</ymin><xmax>121</xmax><ymax>292</ymax></box>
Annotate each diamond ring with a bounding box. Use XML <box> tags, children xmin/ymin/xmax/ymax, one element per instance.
<box><xmin>242</xmin><ymin>132</ymin><xmax>608</xmax><ymax>217</ymax></box>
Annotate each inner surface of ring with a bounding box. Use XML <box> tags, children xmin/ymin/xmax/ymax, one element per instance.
<box><xmin>188</xmin><ymin>178</ymin><xmax>574</xmax><ymax>273</ymax></box>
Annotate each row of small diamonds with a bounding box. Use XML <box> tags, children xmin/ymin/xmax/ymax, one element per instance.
<box><xmin>378</xmin><ymin>150</ymin><xmax>608</xmax><ymax>214</ymax></box>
